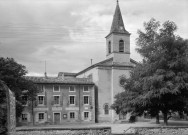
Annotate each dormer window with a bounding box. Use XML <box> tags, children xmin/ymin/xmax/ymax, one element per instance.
<box><xmin>108</xmin><ymin>41</ymin><xmax>111</xmax><ymax>54</ymax></box>
<box><xmin>119</xmin><ymin>40</ymin><xmax>124</xmax><ymax>52</ymax></box>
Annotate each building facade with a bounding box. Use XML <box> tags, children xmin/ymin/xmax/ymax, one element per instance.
<box><xmin>20</xmin><ymin>1</ymin><xmax>138</xmax><ymax>125</ymax></box>
<box><xmin>19</xmin><ymin>74</ymin><xmax>95</xmax><ymax>125</ymax></box>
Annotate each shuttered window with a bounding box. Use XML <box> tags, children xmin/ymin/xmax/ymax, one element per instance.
<box><xmin>38</xmin><ymin>96</ymin><xmax>44</xmax><ymax>105</ymax></box>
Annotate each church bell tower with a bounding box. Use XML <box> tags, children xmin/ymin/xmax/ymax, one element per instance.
<box><xmin>106</xmin><ymin>0</ymin><xmax>131</xmax><ymax>63</ymax></box>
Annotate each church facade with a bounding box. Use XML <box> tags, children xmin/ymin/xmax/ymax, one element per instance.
<box><xmin>76</xmin><ymin>2</ymin><xmax>137</xmax><ymax>122</ymax></box>
<box><xmin>19</xmin><ymin>2</ymin><xmax>137</xmax><ymax>125</ymax></box>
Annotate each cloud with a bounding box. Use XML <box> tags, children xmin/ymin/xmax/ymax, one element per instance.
<box><xmin>0</xmin><ymin>0</ymin><xmax>187</xmax><ymax>76</ymax></box>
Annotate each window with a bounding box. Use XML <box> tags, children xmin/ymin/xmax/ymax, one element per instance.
<box><xmin>22</xmin><ymin>114</ymin><xmax>27</xmax><ymax>121</ymax></box>
<box><xmin>119</xmin><ymin>40</ymin><xmax>124</xmax><ymax>52</ymax></box>
<box><xmin>70</xmin><ymin>112</ymin><xmax>75</xmax><ymax>119</ymax></box>
<box><xmin>69</xmin><ymin>86</ymin><xmax>75</xmax><ymax>92</ymax></box>
<box><xmin>38</xmin><ymin>96</ymin><xmax>44</xmax><ymax>105</ymax></box>
<box><xmin>22</xmin><ymin>96</ymin><xmax>28</xmax><ymax>105</ymax></box>
<box><xmin>108</xmin><ymin>41</ymin><xmax>111</xmax><ymax>54</ymax></box>
<box><xmin>69</xmin><ymin>96</ymin><xmax>75</xmax><ymax>105</ymax></box>
<box><xmin>83</xmin><ymin>86</ymin><xmax>89</xmax><ymax>92</ymax></box>
<box><xmin>38</xmin><ymin>85</ymin><xmax>45</xmax><ymax>93</ymax></box>
<box><xmin>84</xmin><ymin>112</ymin><xmax>89</xmax><ymax>120</ymax></box>
<box><xmin>38</xmin><ymin>113</ymin><xmax>44</xmax><ymax>121</ymax></box>
<box><xmin>104</xmin><ymin>104</ymin><xmax>109</xmax><ymax>115</ymax></box>
<box><xmin>54</xmin><ymin>96</ymin><xmax>60</xmax><ymax>105</ymax></box>
<box><xmin>53</xmin><ymin>85</ymin><xmax>60</xmax><ymax>92</ymax></box>
<box><xmin>84</xmin><ymin>96</ymin><xmax>89</xmax><ymax>105</ymax></box>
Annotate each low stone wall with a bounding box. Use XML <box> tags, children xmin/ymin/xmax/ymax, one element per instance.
<box><xmin>125</xmin><ymin>127</ymin><xmax>188</xmax><ymax>135</ymax></box>
<box><xmin>16</xmin><ymin>127</ymin><xmax>111</xmax><ymax>135</ymax></box>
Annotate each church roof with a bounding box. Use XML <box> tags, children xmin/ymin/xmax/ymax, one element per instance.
<box><xmin>25</xmin><ymin>76</ymin><xmax>94</xmax><ymax>85</ymax></box>
<box><xmin>76</xmin><ymin>58</ymin><xmax>138</xmax><ymax>76</ymax></box>
<box><xmin>107</xmin><ymin>1</ymin><xmax>130</xmax><ymax>37</ymax></box>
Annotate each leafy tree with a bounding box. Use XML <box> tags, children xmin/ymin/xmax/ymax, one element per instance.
<box><xmin>21</xmin><ymin>80</ymin><xmax>38</xmax><ymax>126</ymax></box>
<box><xmin>0</xmin><ymin>57</ymin><xmax>38</xmax><ymax>125</ymax></box>
<box><xmin>0</xmin><ymin>81</ymin><xmax>7</xmax><ymax>135</ymax></box>
<box><xmin>112</xmin><ymin>18</ymin><xmax>188</xmax><ymax>125</ymax></box>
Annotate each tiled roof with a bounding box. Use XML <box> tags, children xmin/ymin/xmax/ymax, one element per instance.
<box><xmin>25</xmin><ymin>76</ymin><xmax>94</xmax><ymax>85</ymax></box>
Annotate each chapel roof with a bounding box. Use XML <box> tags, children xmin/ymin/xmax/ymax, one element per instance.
<box><xmin>76</xmin><ymin>58</ymin><xmax>138</xmax><ymax>76</ymax></box>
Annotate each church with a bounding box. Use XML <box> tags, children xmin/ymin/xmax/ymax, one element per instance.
<box><xmin>19</xmin><ymin>1</ymin><xmax>138</xmax><ymax>125</ymax></box>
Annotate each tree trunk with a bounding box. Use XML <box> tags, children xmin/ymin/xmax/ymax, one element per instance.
<box><xmin>32</xmin><ymin>100</ymin><xmax>34</xmax><ymax>126</ymax></box>
<box><xmin>163</xmin><ymin>112</ymin><xmax>168</xmax><ymax>126</ymax></box>
<box><xmin>156</xmin><ymin>113</ymin><xmax>160</xmax><ymax>124</ymax></box>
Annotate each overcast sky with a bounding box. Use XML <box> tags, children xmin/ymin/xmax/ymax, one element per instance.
<box><xmin>0</xmin><ymin>0</ymin><xmax>187</xmax><ymax>76</ymax></box>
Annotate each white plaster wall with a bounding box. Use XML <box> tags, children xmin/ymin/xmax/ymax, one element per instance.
<box><xmin>113</xmin><ymin>53</ymin><xmax>130</xmax><ymax>63</ymax></box>
<box><xmin>98</xmin><ymin>67</ymin><xmax>112</xmax><ymax>122</ymax></box>
<box><xmin>111</xmin><ymin>67</ymin><xmax>131</xmax><ymax>121</ymax></box>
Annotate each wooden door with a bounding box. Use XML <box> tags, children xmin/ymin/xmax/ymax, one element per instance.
<box><xmin>54</xmin><ymin>113</ymin><xmax>60</xmax><ymax>124</ymax></box>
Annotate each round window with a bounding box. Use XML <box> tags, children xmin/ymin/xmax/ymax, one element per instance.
<box><xmin>119</xmin><ymin>77</ymin><xmax>126</xmax><ymax>86</ymax></box>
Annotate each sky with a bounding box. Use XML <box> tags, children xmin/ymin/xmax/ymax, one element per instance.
<box><xmin>0</xmin><ymin>0</ymin><xmax>188</xmax><ymax>76</ymax></box>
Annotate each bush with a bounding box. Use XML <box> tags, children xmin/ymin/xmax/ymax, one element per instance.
<box><xmin>129</xmin><ymin>115</ymin><xmax>136</xmax><ymax>123</ymax></box>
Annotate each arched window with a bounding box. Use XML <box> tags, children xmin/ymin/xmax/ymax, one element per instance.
<box><xmin>119</xmin><ymin>40</ymin><xmax>124</xmax><ymax>52</ymax></box>
<box><xmin>108</xmin><ymin>41</ymin><xmax>111</xmax><ymax>54</ymax></box>
<box><xmin>104</xmin><ymin>104</ymin><xmax>109</xmax><ymax>115</ymax></box>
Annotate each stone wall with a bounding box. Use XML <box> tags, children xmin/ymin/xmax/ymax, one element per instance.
<box><xmin>125</xmin><ymin>127</ymin><xmax>188</xmax><ymax>135</ymax></box>
<box><xmin>16</xmin><ymin>127</ymin><xmax>111</xmax><ymax>135</ymax></box>
<box><xmin>0</xmin><ymin>81</ymin><xmax>16</xmax><ymax>135</ymax></box>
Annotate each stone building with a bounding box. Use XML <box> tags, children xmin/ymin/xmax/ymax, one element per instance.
<box><xmin>19</xmin><ymin>1</ymin><xmax>138</xmax><ymax>125</ymax></box>
<box><xmin>19</xmin><ymin>73</ymin><xmax>95</xmax><ymax>125</ymax></box>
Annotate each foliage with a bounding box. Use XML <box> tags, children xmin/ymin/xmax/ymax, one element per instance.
<box><xmin>0</xmin><ymin>81</ymin><xmax>7</xmax><ymax>135</ymax></box>
<box><xmin>0</xmin><ymin>57</ymin><xmax>38</xmax><ymax>125</ymax></box>
<box><xmin>111</xmin><ymin>18</ymin><xmax>188</xmax><ymax>125</ymax></box>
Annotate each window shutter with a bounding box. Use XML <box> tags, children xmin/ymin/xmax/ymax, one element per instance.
<box><xmin>81</xmin><ymin>112</ymin><xmax>84</xmax><ymax>120</ymax></box>
<box><xmin>75</xmin><ymin>112</ymin><xmax>78</xmax><ymax>120</ymax></box>
<box><xmin>35</xmin><ymin>112</ymin><xmax>38</xmax><ymax>122</ymax></box>
<box><xmin>89</xmin><ymin>112</ymin><xmax>92</xmax><ymax>121</ymax></box>
<box><xmin>44</xmin><ymin>92</ymin><xmax>47</xmax><ymax>105</ymax></box>
<box><xmin>60</xmin><ymin>94</ymin><xmax>63</xmax><ymax>106</ymax></box>
<box><xmin>75</xmin><ymin>96</ymin><xmax>78</xmax><ymax>106</ymax></box>
<box><xmin>67</xmin><ymin>97</ymin><xmax>69</xmax><ymax>106</ymax></box>
<box><xmin>34</xmin><ymin>99</ymin><xmax>38</xmax><ymax>107</ymax></box>
<box><xmin>89</xmin><ymin>96</ymin><xmax>92</xmax><ymax>105</ymax></box>
<box><xmin>27</xmin><ymin>113</ymin><xmax>31</xmax><ymax>122</ymax></box>
<box><xmin>81</xmin><ymin>97</ymin><xmax>83</xmax><ymax>106</ymax></box>
<box><xmin>44</xmin><ymin>113</ymin><xmax>47</xmax><ymax>122</ymax></box>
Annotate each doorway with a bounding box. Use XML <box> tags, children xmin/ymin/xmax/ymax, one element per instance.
<box><xmin>53</xmin><ymin>112</ymin><xmax>61</xmax><ymax>124</ymax></box>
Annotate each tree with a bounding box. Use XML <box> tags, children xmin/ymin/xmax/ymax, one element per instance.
<box><xmin>0</xmin><ymin>81</ymin><xmax>7</xmax><ymax>135</ymax></box>
<box><xmin>0</xmin><ymin>57</ymin><xmax>38</xmax><ymax>124</ymax></box>
<box><xmin>111</xmin><ymin>18</ymin><xmax>188</xmax><ymax>125</ymax></box>
<box><xmin>21</xmin><ymin>80</ymin><xmax>38</xmax><ymax>126</ymax></box>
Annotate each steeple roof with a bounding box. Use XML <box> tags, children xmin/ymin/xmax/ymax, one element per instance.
<box><xmin>108</xmin><ymin>1</ymin><xmax>130</xmax><ymax>36</ymax></box>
